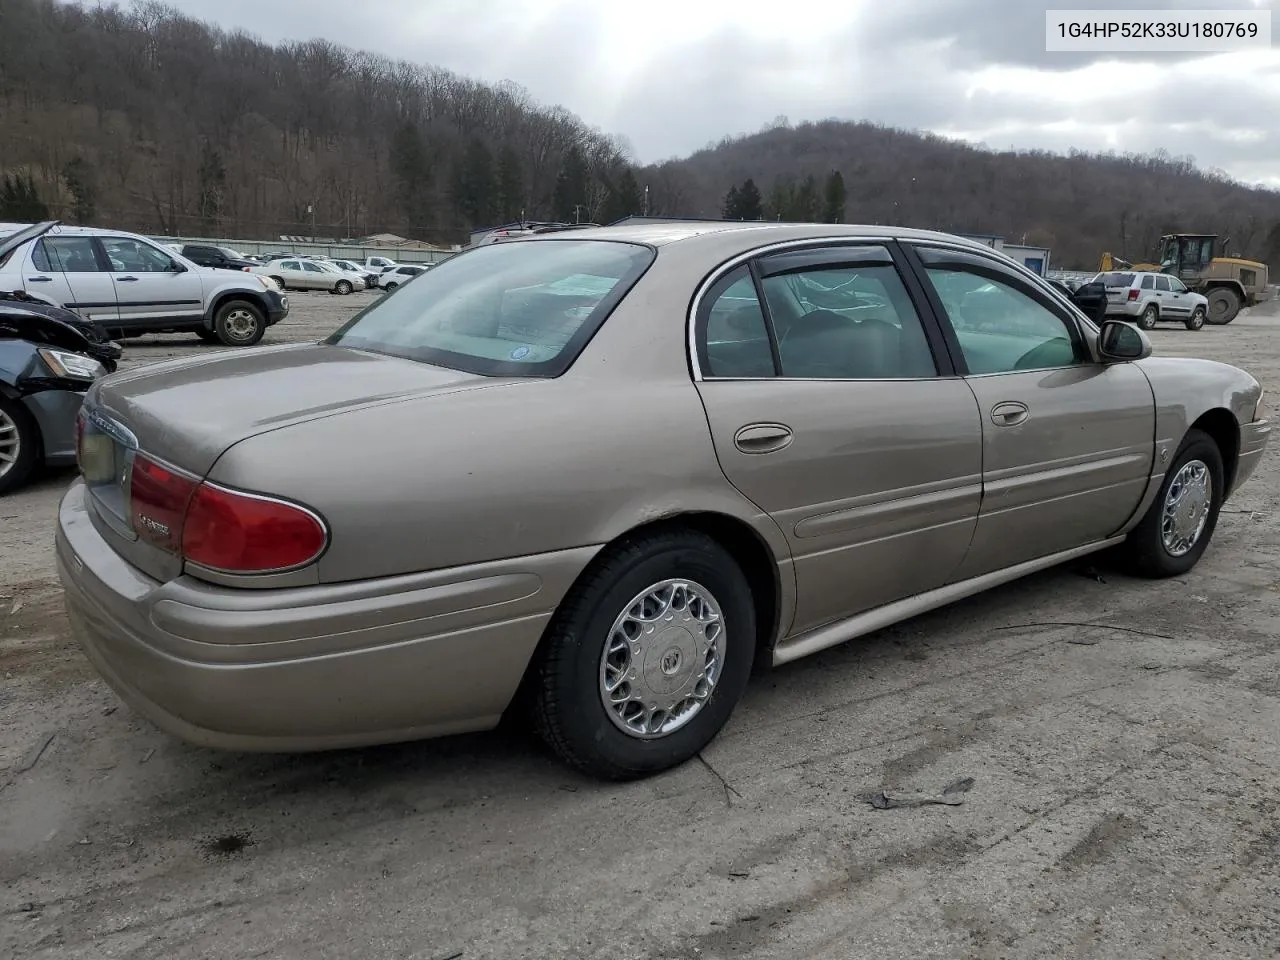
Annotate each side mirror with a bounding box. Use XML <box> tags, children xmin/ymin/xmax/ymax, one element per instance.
<box><xmin>169</xmin><ymin>261</ymin><xmax>187</xmax><ymax>273</ymax></box>
<box><xmin>1097</xmin><ymin>320</ymin><xmax>1151</xmax><ymax>362</ymax></box>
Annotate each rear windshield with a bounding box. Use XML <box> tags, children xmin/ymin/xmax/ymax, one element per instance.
<box><xmin>1098</xmin><ymin>272</ymin><xmax>1135</xmax><ymax>287</ymax></box>
<box><xmin>327</xmin><ymin>239</ymin><xmax>654</xmax><ymax>376</ymax></box>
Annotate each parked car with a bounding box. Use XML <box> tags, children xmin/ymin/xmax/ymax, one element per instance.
<box><xmin>1046</xmin><ymin>276</ymin><xmax>1107</xmax><ymax>323</ymax></box>
<box><xmin>56</xmin><ymin>223</ymin><xmax>1269</xmax><ymax>780</ymax></box>
<box><xmin>0</xmin><ymin>222</ymin><xmax>288</xmax><ymax>346</ymax></box>
<box><xmin>1096</xmin><ymin>270</ymin><xmax>1209</xmax><ymax>330</ymax></box>
<box><xmin>1</xmin><ymin>227</ymin><xmax>120</xmax><ymax>493</ymax></box>
<box><xmin>251</xmin><ymin>257</ymin><xmax>362</xmax><ymax>294</ymax></box>
<box><xmin>362</xmin><ymin>256</ymin><xmax>397</xmax><ymax>274</ymax></box>
<box><xmin>177</xmin><ymin>243</ymin><xmax>259</xmax><ymax>272</ymax></box>
<box><xmin>327</xmin><ymin>259</ymin><xmax>380</xmax><ymax>288</ymax></box>
<box><xmin>377</xmin><ymin>264</ymin><xmax>427</xmax><ymax>289</ymax></box>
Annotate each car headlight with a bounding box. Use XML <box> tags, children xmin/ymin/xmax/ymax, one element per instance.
<box><xmin>38</xmin><ymin>348</ymin><xmax>107</xmax><ymax>381</ymax></box>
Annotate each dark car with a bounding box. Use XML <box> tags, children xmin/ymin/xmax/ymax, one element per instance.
<box><xmin>1</xmin><ymin>277</ymin><xmax>119</xmax><ymax>494</ymax></box>
<box><xmin>178</xmin><ymin>243</ymin><xmax>259</xmax><ymax>272</ymax></box>
<box><xmin>1047</xmin><ymin>277</ymin><xmax>1107</xmax><ymax>323</ymax></box>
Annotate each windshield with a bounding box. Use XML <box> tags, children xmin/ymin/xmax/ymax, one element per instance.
<box><xmin>216</xmin><ymin>246</ymin><xmax>245</xmax><ymax>259</ymax></box>
<box><xmin>327</xmin><ymin>239</ymin><xmax>654</xmax><ymax>376</ymax></box>
<box><xmin>1097</xmin><ymin>272</ymin><xmax>1135</xmax><ymax>287</ymax></box>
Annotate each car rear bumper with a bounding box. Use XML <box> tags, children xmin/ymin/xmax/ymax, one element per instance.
<box><xmin>56</xmin><ymin>480</ymin><xmax>597</xmax><ymax>752</ymax></box>
<box><xmin>1233</xmin><ymin>419</ymin><xmax>1270</xmax><ymax>495</ymax></box>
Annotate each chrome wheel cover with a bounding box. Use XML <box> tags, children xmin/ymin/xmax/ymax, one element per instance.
<box><xmin>599</xmin><ymin>579</ymin><xmax>725</xmax><ymax>739</ymax></box>
<box><xmin>0</xmin><ymin>407</ymin><xmax>20</xmax><ymax>478</ymax></box>
<box><xmin>1162</xmin><ymin>459</ymin><xmax>1212</xmax><ymax>557</ymax></box>
<box><xmin>223</xmin><ymin>308</ymin><xmax>259</xmax><ymax>342</ymax></box>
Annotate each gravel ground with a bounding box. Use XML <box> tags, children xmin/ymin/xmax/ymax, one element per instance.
<box><xmin>2</xmin><ymin>294</ymin><xmax>1280</xmax><ymax>960</ymax></box>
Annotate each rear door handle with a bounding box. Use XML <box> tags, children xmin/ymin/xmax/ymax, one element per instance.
<box><xmin>27</xmin><ymin>276</ymin><xmax>52</xmax><ymax>282</ymax></box>
<box><xmin>990</xmin><ymin>401</ymin><xmax>1029</xmax><ymax>427</ymax></box>
<box><xmin>116</xmin><ymin>276</ymin><xmax>139</xmax><ymax>282</ymax></box>
<box><xmin>734</xmin><ymin>423</ymin><xmax>794</xmax><ymax>454</ymax></box>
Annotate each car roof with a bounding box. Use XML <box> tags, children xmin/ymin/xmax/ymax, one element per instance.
<box><xmin>505</xmin><ymin>221</ymin><xmax>1008</xmax><ymax>253</ymax></box>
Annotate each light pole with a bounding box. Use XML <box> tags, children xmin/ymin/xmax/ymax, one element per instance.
<box><xmin>643</xmin><ymin>185</ymin><xmax>649</xmax><ymax>217</ymax></box>
<box><xmin>307</xmin><ymin>203</ymin><xmax>315</xmax><ymax>242</ymax></box>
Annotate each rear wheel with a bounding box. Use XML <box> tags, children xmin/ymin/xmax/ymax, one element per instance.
<box><xmin>1206</xmin><ymin>287</ymin><xmax>1241</xmax><ymax>325</ymax></box>
<box><xmin>269</xmin><ymin>276</ymin><xmax>286</xmax><ymax>290</ymax></box>
<box><xmin>531</xmin><ymin>530</ymin><xmax>756</xmax><ymax>780</ymax></box>
<box><xmin>0</xmin><ymin>396</ymin><xmax>40</xmax><ymax>496</ymax></box>
<box><xmin>383</xmin><ymin>281</ymin><xmax>398</xmax><ymax>291</ymax></box>
<box><xmin>1119</xmin><ymin>428</ymin><xmax>1223</xmax><ymax>578</ymax></box>
<box><xmin>1138</xmin><ymin>303</ymin><xmax>1159</xmax><ymax>330</ymax></box>
<box><xmin>1185</xmin><ymin>306</ymin><xmax>1206</xmax><ymax>331</ymax></box>
<box><xmin>213</xmin><ymin>300</ymin><xmax>266</xmax><ymax>347</ymax></box>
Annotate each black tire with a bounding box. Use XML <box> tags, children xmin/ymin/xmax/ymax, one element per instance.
<box><xmin>213</xmin><ymin>299</ymin><xmax>266</xmax><ymax>347</ymax></box>
<box><xmin>1206</xmin><ymin>287</ymin><xmax>1241</xmax><ymax>325</ymax></box>
<box><xmin>1185</xmin><ymin>307</ymin><xmax>1206</xmax><ymax>331</ymax></box>
<box><xmin>0</xmin><ymin>395</ymin><xmax>40</xmax><ymax>496</ymax></box>
<box><xmin>1119</xmin><ymin>428</ymin><xmax>1224</xmax><ymax>578</ymax></box>
<box><xmin>196</xmin><ymin>328</ymin><xmax>220</xmax><ymax>343</ymax></box>
<box><xmin>383</xmin><ymin>282</ymin><xmax>398</xmax><ymax>291</ymax></box>
<box><xmin>531</xmin><ymin>530</ymin><xmax>757</xmax><ymax>780</ymax></box>
<box><xmin>1137</xmin><ymin>303</ymin><xmax>1159</xmax><ymax>330</ymax></box>
<box><xmin>269</xmin><ymin>276</ymin><xmax>286</xmax><ymax>290</ymax></box>
<box><xmin>335</xmin><ymin>280</ymin><xmax>352</xmax><ymax>295</ymax></box>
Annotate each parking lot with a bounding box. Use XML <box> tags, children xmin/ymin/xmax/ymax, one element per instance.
<box><xmin>3</xmin><ymin>292</ymin><xmax>1280</xmax><ymax>959</ymax></box>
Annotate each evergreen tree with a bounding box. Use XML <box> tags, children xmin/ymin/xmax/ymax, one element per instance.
<box><xmin>494</xmin><ymin>144</ymin><xmax>523</xmax><ymax>223</ymax></box>
<box><xmin>453</xmin><ymin>137</ymin><xmax>495</xmax><ymax>227</ymax></box>
<box><xmin>390</xmin><ymin>121</ymin><xmax>433</xmax><ymax>234</ymax></box>
<box><xmin>0</xmin><ymin>174</ymin><xmax>49</xmax><ymax>220</ymax></box>
<box><xmin>766</xmin><ymin>177</ymin><xmax>794</xmax><ymax>221</ymax></box>
<box><xmin>738</xmin><ymin>178</ymin><xmax>763</xmax><ymax>220</ymax></box>
<box><xmin>722</xmin><ymin>183</ymin><xmax>741</xmax><ymax>219</ymax></box>
<box><xmin>612</xmin><ymin>167</ymin><xmax>643</xmax><ymax>220</ymax></box>
<box><xmin>62</xmin><ymin>157</ymin><xmax>96</xmax><ymax>224</ymax></box>
<box><xmin>552</xmin><ymin>144</ymin><xmax>589</xmax><ymax>223</ymax></box>
<box><xmin>793</xmin><ymin>174</ymin><xmax>819</xmax><ymax>222</ymax></box>
<box><xmin>823</xmin><ymin>170</ymin><xmax>846</xmax><ymax>223</ymax></box>
<box><xmin>197</xmin><ymin>143</ymin><xmax>226</xmax><ymax>232</ymax></box>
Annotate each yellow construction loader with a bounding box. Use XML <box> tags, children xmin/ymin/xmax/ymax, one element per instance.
<box><xmin>1099</xmin><ymin>234</ymin><xmax>1270</xmax><ymax>324</ymax></box>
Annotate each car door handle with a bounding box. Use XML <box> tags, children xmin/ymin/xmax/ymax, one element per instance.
<box><xmin>734</xmin><ymin>423</ymin><xmax>793</xmax><ymax>454</ymax></box>
<box><xmin>27</xmin><ymin>276</ymin><xmax>52</xmax><ymax>282</ymax></box>
<box><xmin>116</xmin><ymin>276</ymin><xmax>139</xmax><ymax>282</ymax></box>
<box><xmin>990</xmin><ymin>401</ymin><xmax>1029</xmax><ymax>426</ymax></box>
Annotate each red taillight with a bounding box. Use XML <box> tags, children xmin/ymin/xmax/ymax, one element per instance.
<box><xmin>1127</xmin><ymin>289</ymin><xmax>1139</xmax><ymax>301</ymax></box>
<box><xmin>129</xmin><ymin>455</ymin><xmax>198</xmax><ymax>554</ymax></box>
<box><xmin>125</xmin><ymin>455</ymin><xmax>327</xmax><ymax>574</ymax></box>
<box><xmin>182</xmin><ymin>483</ymin><xmax>327</xmax><ymax>573</ymax></box>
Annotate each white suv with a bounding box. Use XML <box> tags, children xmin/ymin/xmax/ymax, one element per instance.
<box><xmin>0</xmin><ymin>222</ymin><xmax>289</xmax><ymax>346</ymax></box>
<box><xmin>1096</xmin><ymin>270</ymin><xmax>1209</xmax><ymax>331</ymax></box>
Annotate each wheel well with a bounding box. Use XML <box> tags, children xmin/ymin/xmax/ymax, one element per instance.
<box><xmin>208</xmin><ymin>290</ymin><xmax>266</xmax><ymax>324</ymax></box>
<box><xmin>1203</xmin><ymin>281</ymin><xmax>1244</xmax><ymax>298</ymax></box>
<box><xmin>1191</xmin><ymin>408</ymin><xmax>1240</xmax><ymax>494</ymax></box>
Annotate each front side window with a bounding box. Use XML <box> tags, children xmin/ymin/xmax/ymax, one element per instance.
<box><xmin>100</xmin><ymin>237</ymin><xmax>176</xmax><ymax>272</ymax></box>
<box><xmin>33</xmin><ymin>237</ymin><xmax>102</xmax><ymax>272</ymax></box>
<box><xmin>327</xmin><ymin>239</ymin><xmax>654</xmax><ymax>377</ymax></box>
<box><xmin>760</xmin><ymin>264</ymin><xmax>937</xmax><ymax>379</ymax></box>
<box><xmin>1169</xmin><ymin>278</ymin><xmax>1188</xmax><ymax>293</ymax></box>
<box><xmin>302</xmin><ymin>262</ymin><xmax>324</xmax><ymax>273</ymax></box>
<box><xmin>926</xmin><ymin>266</ymin><xmax>1083</xmax><ymax>375</ymax></box>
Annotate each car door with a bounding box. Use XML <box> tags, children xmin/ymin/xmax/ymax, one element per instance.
<box><xmin>692</xmin><ymin>243</ymin><xmax>984</xmax><ymax>636</ymax></box>
<box><xmin>1161</xmin><ymin>275</ymin><xmax>1191</xmax><ymax>318</ymax></box>
<box><xmin>275</xmin><ymin>260</ymin><xmax>304</xmax><ymax>288</ymax></box>
<box><xmin>99</xmin><ymin>237</ymin><xmax>205</xmax><ymax>326</ymax></box>
<box><xmin>1152</xmin><ymin>274</ymin><xmax>1185</xmax><ymax>318</ymax></box>
<box><xmin>298</xmin><ymin>260</ymin><xmax>330</xmax><ymax>289</ymax></box>
<box><xmin>905</xmin><ymin>243</ymin><xmax>1155</xmax><ymax>580</ymax></box>
<box><xmin>27</xmin><ymin>236</ymin><xmax>119</xmax><ymax>325</ymax></box>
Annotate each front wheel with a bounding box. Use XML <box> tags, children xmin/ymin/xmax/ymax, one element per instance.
<box><xmin>334</xmin><ymin>280</ymin><xmax>353</xmax><ymax>295</ymax></box>
<box><xmin>1119</xmin><ymin>428</ymin><xmax>1223</xmax><ymax>578</ymax></box>
<box><xmin>0</xmin><ymin>396</ymin><xmax>40</xmax><ymax>496</ymax></box>
<box><xmin>531</xmin><ymin>530</ymin><xmax>757</xmax><ymax>780</ymax></box>
<box><xmin>1138</xmin><ymin>304</ymin><xmax>1159</xmax><ymax>330</ymax></box>
<box><xmin>1185</xmin><ymin>307</ymin><xmax>1206</xmax><ymax>331</ymax></box>
<box><xmin>1206</xmin><ymin>287</ymin><xmax>1241</xmax><ymax>325</ymax></box>
<box><xmin>213</xmin><ymin>300</ymin><xmax>266</xmax><ymax>347</ymax></box>
<box><xmin>383</xmin><ymin>281</ymin><xmax>398</xmax><ymax>291</ymax></box>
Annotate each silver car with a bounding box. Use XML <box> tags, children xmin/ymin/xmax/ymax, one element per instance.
<box><xmin>57</xmin><ymin>223</ymin><xmax>1269</xmax><ymax>780</ymax></box>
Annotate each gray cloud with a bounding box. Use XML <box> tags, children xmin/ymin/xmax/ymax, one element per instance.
<box><xmin>166</xmin><ymin>0</ymin><xmax>1280</xmax><ymax>185</ymax></box>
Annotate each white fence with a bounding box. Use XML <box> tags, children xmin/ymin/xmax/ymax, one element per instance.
<box><xmin>148</xmin><ymin>234</ymin><xmax>457</xmax><ymax>267</ymax></box>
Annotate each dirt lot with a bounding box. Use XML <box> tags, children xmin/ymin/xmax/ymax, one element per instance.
<box><xmin>3</xmin><ymin>293</ymin><xmax>1280</xmax><ymax>960</ymax></box>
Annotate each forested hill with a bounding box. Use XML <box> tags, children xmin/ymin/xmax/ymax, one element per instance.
<box><xmin>0</xmin><ymin>0</ymin><xmax>646</xmax><ymax>244</ymax></box>
<box><xmin>639</xmin><ymin>120</ymin><xmax>1280</xmax><ymax>270</ymax></box>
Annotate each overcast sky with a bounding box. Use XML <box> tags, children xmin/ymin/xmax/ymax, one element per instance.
<box><xmin>168</xmin><ymin>0</ymin><xmax>1280</xmax><ymax>186</ymax></box>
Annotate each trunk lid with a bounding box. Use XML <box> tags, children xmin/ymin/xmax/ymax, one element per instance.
<box><xmin>77</xmin><ymin>343</ymin><xmax>526</xmax><ymax>582</ymax></box>
<box><xmin>87</xmin><ymin>342</ymin><xmax>520</xmax><ymax>475</ymax></box>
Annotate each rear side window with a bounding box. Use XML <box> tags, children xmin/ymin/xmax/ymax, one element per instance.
<box><xmin>34</xmin><ymin>237</ymin><xmax>102</xmax><ymax>272</ymax></box>
<box><xmin>1141</xmin><ymin>275</ymin><xmax>1155</xmax><ymax>289</ymax></box>
<box><xmin>1154</xmin><ymin>275</ymin><xmax>1171</xmax><ymax>292</ymax></box>
<box><xmin>327</xmin><ymin>239</ymin><xmax>654</xmax><ymax>377</ymax></box>
<box><xmin>700</xmin><ymin>267</ymin><xmax>776</xmax><ymax>378</ymax></box>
